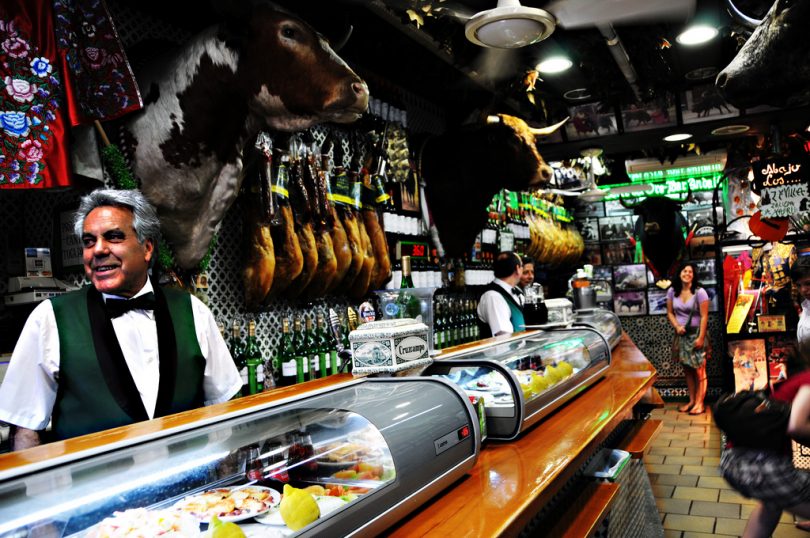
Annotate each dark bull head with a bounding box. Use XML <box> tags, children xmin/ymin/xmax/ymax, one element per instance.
<box><xmin>130</xmin><ymin>5</ymin><xmax>368</xmax><ymax>269</ymax></box>
<box><xmin>620</xmin><ymin>189</ymin><xmax>690</xmax><ymax>279</ymax></box>
<box><xmin>716</xmin><ymin>0</ymin><xmax>810</xmax><ymax>108</ymax></box>
<box><xmin>421</xmin><ymin>114</ymin><xmax>566</xmax><ymax>257</ymax></box>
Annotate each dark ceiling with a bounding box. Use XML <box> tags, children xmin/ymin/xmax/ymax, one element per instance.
<box><xmin>119</xmin><ymin>0</ymin><xmax>810</xmax><ymax>163</ymax></box>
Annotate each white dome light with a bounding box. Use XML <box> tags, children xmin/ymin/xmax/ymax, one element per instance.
<box><xmin>663</xmin><ymin>133</ymin><xmax>693</xmax><ymax>142</ymax></box>
<box><xmin>465</xmin><ymin>0</ymin><xmax>556</xmax><ymax>49</ymax></box>
<box><xmin>676</xmin><ymin>25</ymin><xmax>718</xmax><ymax>46</ymax></box>
<box><xmin>536</xmin><ymin>56</ymin><xmax>573</xmax><ymax>74</ymax></box>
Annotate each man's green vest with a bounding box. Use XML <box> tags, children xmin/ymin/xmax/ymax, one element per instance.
<box><xmin>50</xmin><ymin>286</ymin><xmax>205</xmax><ymax>441</ymax></box>
<box><xmin>477</xmin><ymin>283</ymin><xmax>525</xmax><ymax>338</ymax></box>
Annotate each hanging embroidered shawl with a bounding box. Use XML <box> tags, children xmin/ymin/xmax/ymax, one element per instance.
<box><xmin>0</xmin><ymin>0</ymin><xmax>141</xmax><ymax>189</ymax></box>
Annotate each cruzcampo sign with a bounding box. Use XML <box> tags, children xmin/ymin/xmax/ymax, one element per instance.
<box><xmin>752</xmin><ymin>156</ymin><xmax>810</xmax><ymax>218</ymax></box>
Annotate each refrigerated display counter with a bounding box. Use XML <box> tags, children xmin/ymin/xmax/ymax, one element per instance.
<box><xmin>573</xmin><ymin>308</ymin><xmax>623</xmax><ymax>349</ymax></box>
<box><xmin>423</xmin><ymin>327</ymin><xmax>611</xmax><ymax>440</ymax></box>
<box><xmin>0</xmin><ymin>377</ymin><xmax>479</xmax><ymax>537</ymax></box>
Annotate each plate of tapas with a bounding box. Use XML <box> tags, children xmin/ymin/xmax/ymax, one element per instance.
<box><xmin>173</xmin><ymin>485</ymin><xmax>280</xmax><ymax>523</ymax></box>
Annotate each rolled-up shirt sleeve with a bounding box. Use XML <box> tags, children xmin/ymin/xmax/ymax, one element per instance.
<box><xmin>190</xmin><ymin>295</ymin><xmax>242</xmax><ymax>405</ymax></box>
<box><xmin>0</xmin><ymin>301</ymin><xmax>59</xmax><ymax>430</ymax></box>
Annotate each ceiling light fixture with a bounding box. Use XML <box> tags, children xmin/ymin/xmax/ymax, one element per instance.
<box><xmin>711</xmin><ymin>125</ymin><xmax>750</xmax><ymax>136</ymax></box>
<box><xmin>685</xmin><ymin>66</ymin><xmax>719</xmax><ymax>80</ymax></box>
<box><xmin>676</xmin><ymin>24</ymin><xmax>718</xmax><ymax>45</ymax></box>
<box><xmin>465</xmin><ymin>0</ymin><xmax>556</xmax><ymax>49</ymax></box>
<box><xmin>536</xmin><ymin>56</ymin><xmax>572</xmax><ymax>74</ymax></box>
<box><xmin>663</xmin><ymin>133</ymin><xmax>693</xmax><ymax>142</ymax></box>
<box><xmin>563</xmin><ymin>88</ymin><xmax>591</xmax><ymax>101</ymax></box>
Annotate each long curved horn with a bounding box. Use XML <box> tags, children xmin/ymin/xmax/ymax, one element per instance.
<box><xmin>725</xmin><ymin>0</ymin><xmax>762</xmax><ymax>29</ymax></box>
<box><xmin>331</xmin><ymin>24</ymin><xmax>354</xmax><ymax>52</ymax></box>
<box><xmin>529</xmin><ymin>117</ymin><xmax>569</xmax><ymax>137</ymax></box>
<box><xmin>675</xmin><ymin>185</ymin><xmax>692</xmax><ymax>204</ymax></box>
<box><xmin>620</xmin><ymin>195</ymin><xmax>643</xmax><ymax>209</ymax></box>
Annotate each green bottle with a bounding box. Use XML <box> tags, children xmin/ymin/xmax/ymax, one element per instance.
<box><xmin>305</xmin><ymin>317</ymin><xmax>319</xmax><ymax>381</ymax></box>
<box><xmin>396</xmin><ymin>256</ymin><xmax>422</xmax><ymax>319</ymax></box>
<box><xmin>277</xmin><ymin>318</ymin><xmax>296</xmax><ymax>387</ymax></box>
<box><xmin>316</xmin><ymin>313</ymin><xmax>330</xmax><ymax>378</ymax></box>
<box><xmin>434</xmin><ymin>300</ymin><xmax>444</xmax><ymax>350</ymax></box>
<box><xmin>229</xmin><ymin>319</ymin><xmax>247</xmax><ymax>396</ymax></box>
<box><xmin>293</xmin><ymin>318</ymin><xmax>308</xmax><ymax>384</ymax></box>
<box><xmin>244</xmin><ymin>319</ymin><xmax>263</xmax><ymax>395</ymax></box>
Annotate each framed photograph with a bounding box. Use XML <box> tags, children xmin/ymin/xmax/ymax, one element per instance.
<box><xmin>613</xmin><ymin>291</ymin><xmax>647</xmax><ymax>316</ymax></box>
<box><xmin>576</xmin><ymin>218</ymin><xmax>600</xmax><ymax>242</ymax></box>
<box><xmin>758</xmin><ymin>314</ymin><xmax>787</xmax><ymax>333</ymax></box>
<box><xmin>574</xmin><ymin>200</ymin><xmax>605</xmax><ymax>218</ymax></box>
<box><xmin>593</xmin><ymin>265</ymin><xmax>613</xmax><ymax>281</ymax></box>
<box><xmin>729</xmin><ymin>339</ymin><xmax>768</xmax><ymax>393</ymax></box>
<box><xmin>767</xmin><ymin>335</ymin><xmax>792</xmax><ymax>391</ymax></box>
<box><xmin>614</xmin><ymin>264</ymin><xmax>648</xmax><ymax>290</ymax></box>
<box><xmin>565</xmin><ymin>102</ymin><xmax>619</xmax><ymax>140</ymax></box>
<box><xmin>52</xmin><ymin>204</ymin><xmax>83</xmax><ymax>275</ymax></box>
<box><xmin>647</xmin><ymin>288</ymin><xmax>669</xmax><ymax>315</ymax></box>
<box><xmin>694</xmin><ymin>259</ymin><xmax>716</xmax><ymax>285</ymax></box>
<box><xmin>687</xmin><ymin>208</ymin><xmax>714</xmax><ymax>228</ymax></box>
<box><xmin>582</xmin><ymin>243</ymin><xmax>603</xmax><ymax>265</ymax></box>
<box><xmin>689</xmin><ymin>233</ymin><xmax>716</xmax><ymax>260</ymax></box>
<box><xmin>599</xmin><ymin>215</ymin><xmax>636</xmax><ymax>241</ymax></box>
<box><xmin>704</xmin><ymin>286</ymin><xmax>719</xmax><ymax>313</ymax></box>
<box><xmin>683</xmin><ymin>190</ymin><xmax>714</xmax><ymax>209</ymax></box>
<box><xmin>603</xmin><ymin>200</ymin><xmax>634</xmax><ymax>216</ymax></box>
<box><xmin>681</xmin><ymin>83</ymin><xmax>739</xmax><ymax>124</ymax></box>
<box><xmin>621</xmin><ymin>94</ymin><xmax>676</xmax><ymax>132</ymax></box>
<box><xmin>602</xmin><ymin>240</ymin><xmax>635</xmax><ymax>265</ymax></box>
<box><xmin>592</xmin><ymin>279</ymin><xmax>613</xmax><ymax>302</ymax></box>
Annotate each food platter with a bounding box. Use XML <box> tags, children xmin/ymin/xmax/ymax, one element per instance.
<box><xmin>88</xmin><ymin>508</ymin><xmax>201</xmax><ymax>537</ymax></box>
<box><xmin>254</xmin><ymin>496</ymin><xmax>349</xmax><ymax>528</ymax></box>
<box><xmin>173</xmin><ymin>485</ymin><xmax>280</xmax><ymax>523</ymax></box>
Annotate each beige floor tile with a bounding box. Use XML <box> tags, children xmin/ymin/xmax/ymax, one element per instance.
<box><xmin>655</xmin><ymin>474</ymin><xmax>699</xmax><ymax>487</ymax></box>
<box><xmin>740</xmin><ymin>505</ymin><xmax>795</xmax><ymax>523</ymax></box>
<box><xmin>653</xmin><ymin>483</ymin><xmax>675</xmax><ymax>498</ymax></box>
<box><xmin>681</xmin><ymin>464</ymin><xmax>722</xmax><ymax>476</ymax></box>
<box><xmin>697</xmin><ymin>476</ymin><xmax>733</xmax><ymax>489</ymax></box>
<box><xmin>715</xmin><ymin>517</ymin><xmax>747</xmax><ymax>536</ymax></box>
<box><xmin>670</xmin><ymin>439</ymin><xmax>708</xmax><ymax>448</ymax></box>
<box><xmin>703</xmin><ymin>456</ymin><xmax>721</xmax><ymax>466</ymax></box>
<box><xmin>682</xmin><ymin>533</ymin><xmax>724</xmax><ymax>538</ymax></box>
<box><xmin>773</xmin><ymin>522</ymin><xmax>810</xmax><ymax>537</ymax></box>
<box><xmin>684</xmin><ymin>447</ymin><xmax>719</xmax><ymax>457</ymax></box>
<box><xmin>650</xmin><ymin>446</ymin><xmax>687</xmax><ymax>456</ymax></box>
<box><xmin>719</xmin><ymin>489</ymin><xmax>759</xmax><ymax>505</ymax></box>
<box><xmin>645</xmin><ymin>454</ymin><xmax>666</xmax><ymax>464</ymax></box>
<box><xmin>659</xmin><ymin>432</ymin><xmax>686</xmax><ymax>440</ymax></box>
<box><xmin>688</xmin><ymin>432</ymin><xmax>713</xmax><ymax>440</ymax></box>
<box><xmin>647</xmin><ymin>463</ymin><xmax>684</xmax><ymax>475</ymax></box>
<box><xmin>689</xmin><ymin>500</ymin><xmax>741</xmax><ymax>518</ymax></box>
<box><xmin>656</xmin><ymin>497</ymin><xmax>692</xmax><ymax>515</ymax></box>
<box><xmin>672</xmin><ymin>425</ymin><xmax>709</xmax><ymax>434</ymax></box>
<box><xmin>663</xmin><ymin>514</ymin><xmax>715</xmax><ymax>533</ymax></box>
<box><xmin>672</xmin><ymin>486</ymin><xmax>719</xmax><ymax>502</ymax></box>
<box><xmin>665</xmin><ymin>455</ymin><xmax>704</xmax><ymax>466</ymax></box>
<box><xmin>664</xmin><ymin>530</ymin><xmax>683</xmax><ymax>538</ymax></box>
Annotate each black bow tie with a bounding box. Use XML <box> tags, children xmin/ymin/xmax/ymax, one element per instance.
<box><xmin>105</xmin><ymin>292</ymin><xmax>156</xmax><ymax>318</ymax></box>
<box><xmin>512</xmin><ymin>287</ymin><xmax>524</xmax><ymax>296</ymax></box>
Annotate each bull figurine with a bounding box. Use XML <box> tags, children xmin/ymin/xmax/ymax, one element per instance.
<box><xmin>122</xmin><ymin>4</ymin><xmax>368</xmax><ymax>269</ymax></box>
<box><xmin>716</xmin><ymin>0</ymin><xmax>810</xmax><ymax>108</ymax></box>
<box><xmin>620</xmin><ymin>189</ymin><xmax>692</xmax><ymax>281</ymax></box>
<box><xmin>419</xmin><ymin>114</ymin><xmax>566</xmax><ymax>257</ymax></box>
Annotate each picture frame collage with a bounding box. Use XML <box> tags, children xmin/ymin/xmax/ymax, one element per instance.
<box><xmin>575</xmin><ymin>195</ymin><xmax>719</xmax><ymax>316</ymax></box>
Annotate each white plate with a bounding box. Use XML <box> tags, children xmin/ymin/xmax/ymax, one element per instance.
<box><xmin>174</xmin><ymin>485</ymin><xmax>281</xmax><ymax>523</ymax></box>
<box><xmin>254</xmin><ymin>496</ymin><xmax>349</xmax><ymax>527</ymax></box>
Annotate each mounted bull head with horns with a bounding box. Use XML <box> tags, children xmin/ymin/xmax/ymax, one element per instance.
<box><xmin>716</xmin><ymin>0</ymin><xmax>810</xmax><ymax>108</ymax></box>
<box><xmin>620</xmin><ymin>189</ymin><xmax>692</xmax><ymax>280</ymax></box>
<box><xmin>419</xmin><ymin>114</ymin><xmax>566</xmax><ymax>257</ymax></box>
<box><xmin>123</xmin><ymin>4</ymin><xmax>368</xmax><ymax>269</ymax></box>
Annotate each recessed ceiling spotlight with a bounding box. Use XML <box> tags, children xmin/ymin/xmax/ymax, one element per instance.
<box><xmin>711</xmin><ymin>125</ymin><xmax>750</xmax><ymax>136</ymax></box>
<box><xmin>685</xmin><ymin>66</ymin><xmax>719</xmax><ymax>80</ymax></box>
<box><xmin>663</xmin><ymin>133</ymin><xmax>693</xmax><ymax>142</ymax></box>
<box><xmin>563</xmin><ymin>88</ymin><xmax>591</xmax><ymax>101</ymax></box>
<box><xmin>676</xmin><ymin>25</ymin><xmax>718</xmax><ymax>46</ymax></box>
<box><xmin>536</xmin><ymin>56</ymin><xmax>573</xmax><ymax>74</ymax></box>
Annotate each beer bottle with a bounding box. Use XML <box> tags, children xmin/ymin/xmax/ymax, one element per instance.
<box><xmin>229</xmin><ymin>319</ymin><xmax>247</xmax><ymax>396</ymax></box>
<box><xmin>304</xmin><ymin>317</ymin><xmax>319</xmax><ymax>381</ymax></box>
<box><xmin>316</xmin><ymin>313</ymin><xmax>330</xmax><ymax>377</ymax></box>
<box><xmin>292</xmin><ymin>318</ymin><xmax>308</xmax><ymax>384</ymax></box>
<box><xmin>277</xmin><ymin>318</ymin><xmax>297</xmax><ymax>387</ymax></box>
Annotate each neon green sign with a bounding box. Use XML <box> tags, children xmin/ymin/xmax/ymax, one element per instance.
<box><xmin>601</xmin><ymin>171</ymin><xmax>721</xmax><ymax>201</ymax></box>
<box><xmin>627</xmin><ymin>163</ymin><xmax>724</xmax><ymax>183</ymax></box>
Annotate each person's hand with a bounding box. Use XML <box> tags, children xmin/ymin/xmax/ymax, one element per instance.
<box><xmin>694</xmin><ymin>337</ymin><xmax>704</xmax><ymax>349</ymax></box>
<box><xmin>676</xmin><ymin>325</ymin><xmax>687</xmax><ymax>336</ymax></box>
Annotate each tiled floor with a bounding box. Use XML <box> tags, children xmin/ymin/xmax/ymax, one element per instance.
<box><xmin>646</xmin><ymin>403</ymin><xmax>809</xmax><ymax>538</ymax></box>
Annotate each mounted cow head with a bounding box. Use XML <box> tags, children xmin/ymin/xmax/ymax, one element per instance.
<box><xmin>716</xmin><ymin>0</ymin><xmax>810</xmax><ymax>108</ymax></box>
<box><xmin>128</xmin><ymin>4</ymin><xmax>368</xmax><ymax>269</ymax></box>
<box><xmin>420</xmin><ymin>114</ymin><xmax>566</xmax><ymax>257</ymax></box>
<box><xmin>620</xmin><ymin>189</ymin><xmax>691</xmax><ymax>280</ymax></box>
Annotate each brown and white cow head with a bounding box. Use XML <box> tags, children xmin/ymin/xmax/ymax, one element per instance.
<box><xmin>128</xmin><ymin>4</ymin><xmax>368</xmax><ymax>269</ymax></box>
<box><xmin>716</xmin><ymin>0</ymin><xmax>810</xmax><ymax>108</ymax></box>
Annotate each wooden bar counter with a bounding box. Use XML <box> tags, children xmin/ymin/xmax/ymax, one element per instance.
<box><xmin>386</xmin><ymin>332</ymin><xmax>657</xmax><ymax>537</ymax></box>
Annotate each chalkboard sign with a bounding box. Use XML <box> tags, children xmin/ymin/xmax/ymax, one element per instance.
<box><xmin>752</xmin><ymin>157</ymin><xmax>809</xmax><ymax>218</ymax></box>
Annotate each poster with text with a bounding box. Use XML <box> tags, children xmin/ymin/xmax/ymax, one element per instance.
<box><xmin>729</xmin><ymin>339</ymin><xmax>768</xmax><ymax>393</ymax></box>
<box><xmin>752</xmin><ymin>156</ymin><xmax>810</xmax><ymax>218</ymax></box>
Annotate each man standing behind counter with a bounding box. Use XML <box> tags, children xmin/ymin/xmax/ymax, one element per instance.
<box><xmin>477</xmin><ymin>252</ymin><xmax>525</xmax><ymax>337</ymax></box>
<box><xmin>0</xmin><ymin>189</ymin><xmax>241</xmax><ymax>450</ymax></box>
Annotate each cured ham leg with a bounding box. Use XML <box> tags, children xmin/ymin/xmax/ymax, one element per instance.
<box><xmin>267</xmin><ymin>204</ymin><xmax>303</xmax><ymax>297</ymax></box>
<box><xmin>364</xmin><ymin>209</ymin><xmax>391</xmax><ymax>291</ymax></box>
<box><xmin>326</xmin><ymin>206</ymin><xmax>352</xmax><ymax>294</ymax></box>
<box><xmin>243</xmin><ymin>217</ymin><xmax>275</xmax><ymax>311</ymax></box>
<box><xmin>337</xmin><ymin>208</ymin><xmax>364</xmax><ymax>292</ymax></box>
<box><xmin>302</xmin><ymin>228</ymin><xmax>338</xmax><ymax>299</ymax></box>
<box><xmin>349</xmin><ymin>216</ymin><xmax>376</xmax><ymax>299</ymax></box>
<box><xmin>284</xmin><ymin>221</ymin><xmax>318</xmax><ymax>299</ymax></box>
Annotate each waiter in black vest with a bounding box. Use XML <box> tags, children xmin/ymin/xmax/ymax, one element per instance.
<box><xmin>477</xmin><ymin>252</ymin><xmax>525</xmax><ymax>337</ymax></box>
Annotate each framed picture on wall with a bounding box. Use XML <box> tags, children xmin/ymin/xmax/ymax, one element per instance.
<box><xmin>729</xmin><ymin>339</ymin><xmax>768</xmax><ymax>393</ymax></box>
<box><xmin>602</xmin><ymin>240</ymin><xmax>635</xmax><ymax>265</ymax></box>
<box><xmin>603</xmin><ymin>200</ymin><xmax>634</xmax><ymax>216</ymax></box>
<box><xmin>614</xmin><ymin>264</ymin><xmax>648</xmax><ymax>290</ymax></box>
<box><xmin>582</xmin><ymin>244</ymin><xmax>603</xmax><ymax>265</ymax></box>
<box><xmin>705</xmin><ymin>286</ymin><xmax>719</xmax><ymax>312</ymax></box>
<box><xmin>52</xmin><ymin>204</ymin><xmax>83</xmax><ymax>275</ymax></box>
<box><xmin>694</xmin><ymin>259</ymin><xmax>716</xmax><ymax>285</ymax></box>
<box><xmin>613</xmin><ymin>290</ymin><xmax>647</xmax><ymax>316</ymax></box>
<box><xmin>621</xmin><ymin>94</ymin><xmax>677</xmax><ymax>132</ymax></box>
<box><xmin>565</xmin><ymin>102</ymin><xmax>619</xmax><ymax>140</ymax></box>
<box><xmin>593</xmin><ymin>265</ymin><xmax>613</xmax><ymax>281</ymax></box>
<box><xmin>647</xmin><ymin>288</ymin><xmax>668</xmax><ymax>315</ymax></box>
<box><xmin>577</xmin><ymin>218</ymin><xmax>600</xmax><ymax>242</ymax></box>
<box><xmin>598</xmin><ymin>215</ymin><xmax>635</xmax><ymax>241</ymax></box>
<box><xmin>681</xmin><ymin>83</ymin><xmax>739</xmax><ymax>124</ymax></box>
<box><xmin>574</xmin><ymin>200</ymin><xmax>605</xmax><ymax>218</ymax></box>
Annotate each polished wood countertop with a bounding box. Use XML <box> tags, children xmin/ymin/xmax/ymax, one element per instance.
<box><xmin>386</xmin><ymin>332</ymin><xmax>657</xmax><ymax>538</ymax></box>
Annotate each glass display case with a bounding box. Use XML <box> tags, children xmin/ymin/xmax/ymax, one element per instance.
<box><xmin>573</xmin><ymin>308</ymin><xmax>623</xmax><ymax>349</ymax></box>
<box><xmin>0</xmin><ymin>378</ymin><xmax>479</xmax><ymax>537</ymax></box>
<box><xmin>423</xmin><ymin>327</ymin><xmax>611</xmax><ymax>440</ymax></box>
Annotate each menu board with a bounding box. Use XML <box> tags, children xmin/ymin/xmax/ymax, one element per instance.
<box><xmin>752</xmin><ymin>157</ymin><xmax>809</xmax><ymax>218</ymax></box>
